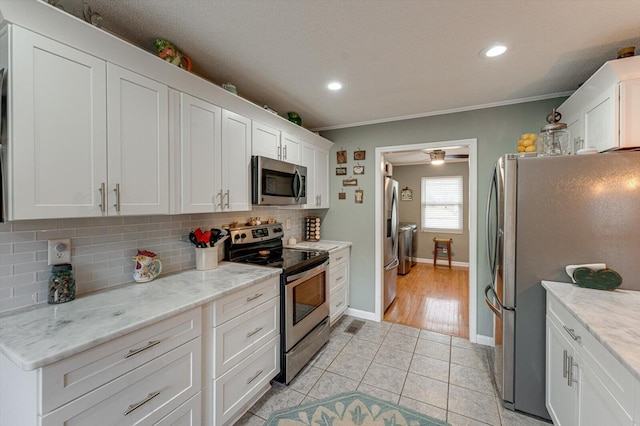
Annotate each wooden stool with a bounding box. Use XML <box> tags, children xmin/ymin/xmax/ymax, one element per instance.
<box><xmin>433</xmin><ymin>238</ymin><xmax>452</xmax><ymax>268</ymax></box>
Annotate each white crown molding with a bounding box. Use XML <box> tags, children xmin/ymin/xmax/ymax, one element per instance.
<box><xmin>312</xmin><ymin>91</ymin><xmax>574</xmax><ymax>132</ymax></box>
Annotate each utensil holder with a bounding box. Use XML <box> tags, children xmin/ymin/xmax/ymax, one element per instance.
<box><xmin>195</xmin><ymin>246</ymin><xmax>218</xmax><ymax>270</ymax></box>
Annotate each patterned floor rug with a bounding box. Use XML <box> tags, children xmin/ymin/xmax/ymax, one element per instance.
<box><xmin>264</xmin><ymin>391</ymin><xmax>450</xmax><ymax>425</ymax></box>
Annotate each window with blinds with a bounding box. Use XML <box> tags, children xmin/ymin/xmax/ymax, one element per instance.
<box><xmin>421</xmin><ymin>175</ymin><xmax>463</xmax><ymax>233</ymax></box>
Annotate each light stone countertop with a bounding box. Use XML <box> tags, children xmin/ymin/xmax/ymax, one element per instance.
<box><xmin>284</xmin><ymin>240</ymin><xmax>352</xmax><ymax>252</ymax></box>
<box><xmin>542</xmin><ymin>280</ymin><xmax>640</xmax><ymax>381</ymax></box>
<box><xmin>0</xmin><ymin>263</ymin><xmax>281</xmax><ymax>371</ymax></box>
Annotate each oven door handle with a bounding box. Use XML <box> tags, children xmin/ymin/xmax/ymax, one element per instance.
<box><xmin>286</xmin><ymin>260</ymin><xmax>329</xmax><ymax>283</ymax></box>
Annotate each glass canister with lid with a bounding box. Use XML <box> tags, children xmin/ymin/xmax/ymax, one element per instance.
<box><xmin>48</xmin><ymin>263</ymin><xmax>76</xmax><ymax>304</ymax></box>
<box><xmin>538</xmin><ymin>109</ymin><xmax>571</xmax><ymax>156</ymax></box>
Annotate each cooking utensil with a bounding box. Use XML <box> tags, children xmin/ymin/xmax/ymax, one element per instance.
<box><xmin>213</xmin><ymin>234</ymin><xmax>228</xmax><ymax>247</ymax></box>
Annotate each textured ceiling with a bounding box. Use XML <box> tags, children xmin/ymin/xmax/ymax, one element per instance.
<box><xmin>79</xmin><ymin>0</ymin><xmax>640</xmax><ymax>130</ymax></box>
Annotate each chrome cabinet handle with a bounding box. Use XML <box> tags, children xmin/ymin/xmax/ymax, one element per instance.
<box><xmin>283</xmin><ymin>145</ymin><xmax>287</xmax><ymax>160</ymax></box>
<box><xmin>216</xmin><ymin>190</ymin><xmax>223</xmax><ymax>209</ymax></box>
<box><xmin>99</xmin><ymin>182</ymin><xmax>106</xmax><ymax>213</ymax></box>
<box><xmin>246</xmin><ymin>369</ymin><xmax>263</xmax><ymax>384</ymax></box>
<box><xmin>246</xmin><ymin>327</ymin><xmax>263</xmax><ymax>338</ymax></box>
<box><xmin>224</xmin><ymin>189</ymin><xmax>230</xmax><ymax>209</ymax></box>
<box><xmin>336</xmin><ymin>301</ymin><xmax>344</xmax><ymax>308</ymax></box>
<box><xmin>336</xmin><ymin>256</ymin><xmax>343</xmax><ymax>262</ymax></box>
<box><xmin>562</xmin><ymin>349</ymin><xmax>568</xmax><ymax>378</ymax></box>
<box><xmin>567</xmin><ymin>355</ymin><xmax>577</xmax><ymax>387</ymax></box>
<box><xmin>336</xmin><ymin>276</ymin><xmax>343</xmax><ymax>282</ymax></box>
<box><xmin>124</xmin><ymin>391</ymin><xmax>160</xmax><ymax>416</ymax></box>
<box><xmin>562</xmin><ymin>325</ymin><xmax>581</xmax><ymax>343</ymax></box>
<box><xmin>113</xmin><ymin>183</ymin><xmax>121</xmax><ymax>212</ymax></box>
<box><xmin>278</xmin><ymin>145</ymin><xmax>282</xmax><ymax>160</ymax></box>
<box><xmin>246</xmin><ymin>293</ymin><xmax>263</xmax><ymax>302</ymax></box>
<box><xmin>124</xmin><ymin>340</ymin><xmax>162</xmax><ymax>358</ymax></box>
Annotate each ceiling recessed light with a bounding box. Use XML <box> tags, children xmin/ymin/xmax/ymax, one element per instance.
<box><xmin>480</xmin><ymin>43</ymin><xmax>508</xmax><ymax>58</ymax></box>
<box><xmin>327</xmin><ymin>82</ymin><xmax>343</xmax><ymax>91</ymax></box>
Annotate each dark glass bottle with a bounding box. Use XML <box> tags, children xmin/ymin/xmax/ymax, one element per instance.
<box><xmin>48</xmin><ymin>263</ymin><xmax>75</xmax><ymax>304</ymax></box>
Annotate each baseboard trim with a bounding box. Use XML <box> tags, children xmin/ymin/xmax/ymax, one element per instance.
<box><xmin>476</xmin><ymin>334</ymin><xmax>494</xmax><ymax>347</ymax></box>
<box><xmin>414</xmin><ymin>257</ymin><xmax>470</xmax><ymax>268</ymax></box>
<box><xmin>345</xmin><ymin>307</ymin><xmax>377</xmax><ymax>321</ymax></box>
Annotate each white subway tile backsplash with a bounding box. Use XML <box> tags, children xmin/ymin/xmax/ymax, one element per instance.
<box><xmin>0</xmin><ymin>252</ymin><xmax>35</xmax><ymax>266</ymax></box>
<box><xmin>0</xmin><ymin>209</ymin><xmax>307</xmax><ymax>313</ymax></box>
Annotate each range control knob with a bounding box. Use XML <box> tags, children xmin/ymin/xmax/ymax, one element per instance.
<box><xmin>234</xmin><ymin>234</ymin><xmax>240</xmax><ymax>241</ymax></box>
<box><xmin>273</xmin><ymin>227</ymin><xmax>282</xmax><ymax>233</ymax></box>
<box><xmin>241</xmin><ymin>233</ymin><xmax>247</xmax><ymax>239</ymax></box>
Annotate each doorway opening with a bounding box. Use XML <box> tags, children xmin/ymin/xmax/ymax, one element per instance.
<box><xmin>374</xmin><ymin>139</ymin><xmax>478</xmax><ymax>342</ymax></box>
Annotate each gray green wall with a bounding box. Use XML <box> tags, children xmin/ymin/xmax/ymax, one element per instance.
<box><xmin>319</xmin><ymin>97</ymin><xmax>566</xmax><ymax>338</ymax></box>
<box><xmin>393</xmin><ymin>162</ymin><xmax>469</xmax><ymax>263</ymax></box>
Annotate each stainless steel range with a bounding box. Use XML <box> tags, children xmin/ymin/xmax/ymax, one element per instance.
<box><xmin>224</xmin><ymin>223</ymin><xmax>330</xmax><ymax>384</ymax></box>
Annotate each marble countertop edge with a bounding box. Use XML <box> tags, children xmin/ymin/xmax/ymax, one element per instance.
<box><xmin>542</xmin><ymin>280</ymin><xmax>640</xmax><ymax>382</ymax></box>
<box><xmin>0</xmin><ymin>262</ymin><xmax>282</xmax><ymax>371</ymax></box>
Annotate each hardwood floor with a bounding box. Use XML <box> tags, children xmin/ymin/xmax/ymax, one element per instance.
<box><xmin>383</xmin><ymin>262</ymin><xmax>469</xmax><ymax>338</ymax></box>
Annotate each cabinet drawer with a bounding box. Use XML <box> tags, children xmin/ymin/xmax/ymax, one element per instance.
<box><xmin>330</xmin><ymin>283</ymin><xmax>349</xmax><ymax>324</ymax></box>
<box><xmin>154</xmin><ymin>393</ymin><xmax>201</xmax><ymax>426</ymax></box>
<box><xmin>212</xmin><ymin>276</ymin><xmax>280</xmax><ymax>326</ymax></box>
<box><xmin>213</xmin><ymin>296</ymin><xmax>279</xmax><ymax>377</ymax></box>
<box><xmin>329</xmin><ymin>247</ymin><xmax>349</xmax><ymax>267</ymax></box>
<box><xmin>213</xmin><ymin>336</ymin><xmax>280</xmax><ymax>425</ymax></box>
<box><xmin>547</xmin><ymin>296</ymin><xmax>584</xmax><ymax>349</ymax></box>
<box><xmin>42</xmin><ymin>338</ymin><xmax>201</xmax><ymax>426</ymax></box>
<box><xmin>329</xmin><ymin>261</ymin><xmax>349</xmax><ymax>292</ymax></box>
<box><xmin>42</xmin><ymin>307</ymin><xmax>201</xmax><ymax>414</ymax></box>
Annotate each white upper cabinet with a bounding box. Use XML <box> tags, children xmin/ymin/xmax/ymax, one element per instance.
<box><xmin>8</xmin><ymin>26</ymin><xmax>107</xmax><ymax>220</ymax></box>
<box><xmin>558</xmin><ymin>56</ymin><xmax>640</xmax><ymax>152</ymax></box>
<box><xmin>280</xmin><ymin>132</ymin><xmax>301</xmax><ymax>164</ymax></box>
<box><xmin>252</xmin><ymin>121</ymin><xmax>281</xmax><ymax>160</ymax></box>
<box><xmin>106</xmin><ymin>63</ymin><xmax>169</xmax><ymax>216</ymax></box>
<box><xmin>299</xmin><ymin>142</ymin><xmax>330</xmax><ymax>209</ymax></box>
<box><xmin>221</xmin><ymin>110</ymin><xmax>251</xmax><ymax>212</ymax></box>
<box><xmin>5</xmin><ymin>26</ymin><xmax>170</xmax><ymax>219</ymax></box>
<box><xmin>315</xmin><ymin>147</ymin><xmax>330</xmax><ymax>208</ymax></box>
<box><xmin>251</xmin><ymin>122</ymin><xmax>303</xmax><ymax>164</ymax></box>
<box><xmin>173</xmin><ymin>93</ymin><xmax>250</xmax><ymax>214</ymax></box>
<box><xmin>178</xmin><ymin>92</ymin><xmax>223</xmax><ymax>213</ymax></box>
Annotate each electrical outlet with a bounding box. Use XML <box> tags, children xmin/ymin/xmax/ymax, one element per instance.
<box><xmin>285</xmin><ymin>218</ymin><xmax>291</xmax><ymax>230</ymax></box>
<box><xmin>48</xmin><ymin>239</ymin><xmax>71</xmax><ymax>265</ymax></box>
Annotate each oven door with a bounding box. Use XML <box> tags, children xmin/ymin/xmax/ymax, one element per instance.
<box><xmin>252</xmin><ymin>156</ymin><xmax>307</xmax><ymax>205</ymax></box>
<box><xmin>283</xmin><ymin>260</ymin><xmax>329</xmax><ymax>351</ymax></box>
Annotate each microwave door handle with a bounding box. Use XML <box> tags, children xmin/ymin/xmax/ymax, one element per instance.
<box><xmin>0</xmin><ymin>68</ymin><xmax>5</xmax><ymax>222</ymax></box>
<box><xmin>293</xmin><ymin>168</ymin><xmax>302</xmax><ymax>201</ymax></box>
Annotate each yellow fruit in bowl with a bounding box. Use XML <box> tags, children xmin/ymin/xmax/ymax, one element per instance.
<box><xmin>522</xmin><ymin>139</ymin><xmax>534</xmax><ymax>147</ymax></box>
<box><xmin>525</xmin><ymin>145</ymin><xmax>537</xmax><ymax>152</ymax></box>
<box><xmin>517</xmin><ymin>146</ymin><xmax>526</xmax><ymax>152</ymax></box>
<box><xmin>528</xmin><ymin>133</ymin><xmax>538</xmax><ymax>142</ymax></box>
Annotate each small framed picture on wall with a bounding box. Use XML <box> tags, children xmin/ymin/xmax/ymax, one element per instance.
<box><xmin>336</xmin><ymin>167</ymin><xmax>347</xmax><ymax>175</ymax></box>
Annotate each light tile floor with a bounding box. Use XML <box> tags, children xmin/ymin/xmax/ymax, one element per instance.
<box><xmin>234</xmin><ymin>316</ymin><xmax>551</xmax><ymax>426</ymax></box>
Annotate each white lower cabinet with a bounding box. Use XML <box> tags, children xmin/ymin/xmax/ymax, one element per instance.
<box><xmin>546</xmin><ymin>294</ymin><xmax>636</xmax><ymax>426</ymax></box>
<box><xmin>210</xmin><ymin>276</ymin><xmax>281</xmax><ymax>425</ymax></box>
<box><xmin>329</xmin><ymin>247</ymin><xmax>350</xmax><ymax>324</ymax></box>
<box><xmin>0</xmin><ymin>307</ymin><xmax>202</xmax><ymax>426</ymax></box>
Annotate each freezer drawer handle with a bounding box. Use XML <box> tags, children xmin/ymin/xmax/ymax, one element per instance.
<box><xmin>384</xmin><ymin>258</ymin><xmax>400</xmax><ymax>271</ymax></box>
<box><xmin>562</xmin><ymin>325</ymin><xmax>581</xmax><ymax>343</ymax></box>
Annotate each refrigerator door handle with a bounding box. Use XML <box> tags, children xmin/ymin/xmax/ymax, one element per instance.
<box><xmin>485</xmin><ymin>165</ymin><xmax>498</xmax><ymax>281</ymax></box>
<box><xmin>484</xmin><ymin>285</ymin><xmax>502</xmax><ymax>319</ymax></box>
<box><xmin>384</xmin><ymin>258</ymin><xmax>400</xmax><ymax>271</ymax></box>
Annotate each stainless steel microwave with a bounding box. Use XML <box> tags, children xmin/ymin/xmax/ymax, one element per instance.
<box><xmin>252</xmin><ymin>156</ymin><xmax>307</xmax><ymax>205</ymax></box>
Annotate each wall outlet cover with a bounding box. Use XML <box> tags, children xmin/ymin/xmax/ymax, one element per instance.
<box><xmin>48</xmin><ymin>239</ymin><xmax>71</xmax><ymax>265</ymax></box>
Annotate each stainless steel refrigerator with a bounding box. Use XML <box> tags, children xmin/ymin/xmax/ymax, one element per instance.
<box><xmin>383</xmin><ymin>176</ymin><xmax>399</xmax><ymax>311</ymax></box>
<box><xmin>485</xmin><ymin>151</ymin><xmax>640</xmax><ymax>420</ymax></box>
